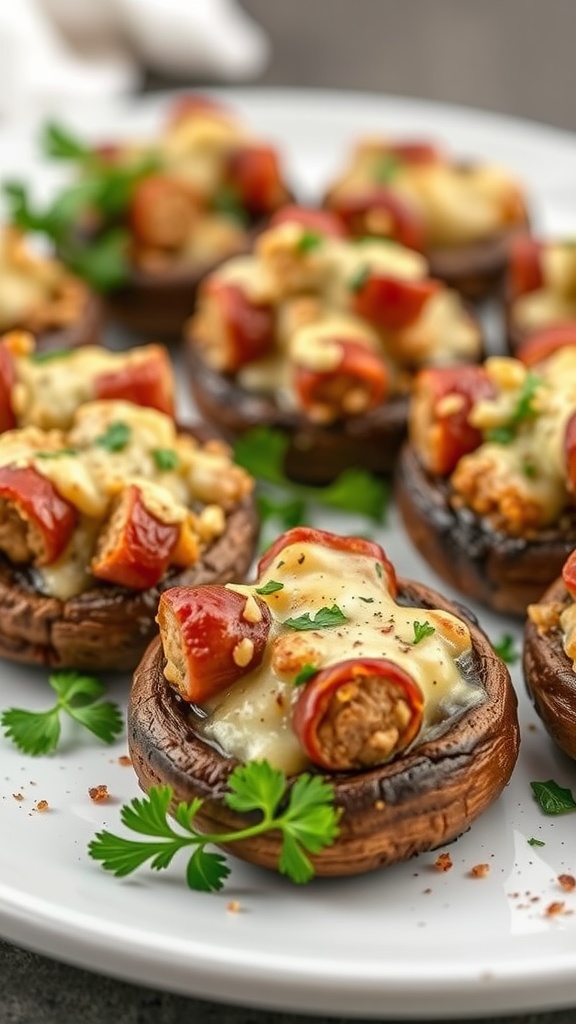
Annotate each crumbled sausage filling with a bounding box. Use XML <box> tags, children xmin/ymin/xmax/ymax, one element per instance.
<box><xmin>316</xmin><ymin>676</ymin><xmax>414</xmax><ymax>770</ymax></box>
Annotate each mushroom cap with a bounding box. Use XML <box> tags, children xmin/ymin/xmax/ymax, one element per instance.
<box><xmin>523</xmin><ymin>577</ymin><xmax>576</xmax><ymax>759</ymax></box>
<box><xmin>128</xmin><ymin>577</ymin><xmax>519</xmax><ymax>877</ymax></box>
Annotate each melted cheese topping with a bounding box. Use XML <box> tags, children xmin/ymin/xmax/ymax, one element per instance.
<box><xmin>0</xmin><ymin>400</ymin><xmax>252</xmax><ymax>599</ymax></box>
<box><xmin>0</xmin><ymin>228</ymin><xmax>73</xmax><ymax>331</ymax></box>
<box><xmin>199</xmin><ymin>539</ymin><xmax>481</xmax><ymax>773</ymax></box>
<box><xmin>447</xmin><ymin>348</ymin><xmax>576</xmax><ymax>534</ymax></box>
<box><xmin>326</xmin><ymin>139</ymin><xmax>526</xmax><ymax>246</ymax></box>
<box><xmin>194</xmin><ymin>222</ymin><xmax>482</xmax><ymax>411</ymax></box>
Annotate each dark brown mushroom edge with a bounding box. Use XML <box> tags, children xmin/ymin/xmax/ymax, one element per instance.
<box><xmin>322</xmin><ymin>139</ymin><xmax>530</xmax><ymax>302</ymax></box>
<box><xmin>185</xmin><ymin>208</ymin><xmax>483</xmax><ymax>485</ymax></box>
<box><xmin>524</xmin><ymin>571</ymin><xmax>576</xmax><ymax>760</ymax></box>
<box><xmin>128</xmin><ymin>547</ymin><xmax>519</xmax><ymax>878</ymax></box>
<box><xmin>0</xmin><ymin>417</ymin><xmax>259</xmax><ymax>672</ymax></box>
<box><xmin>395</xmin><ymin>347</ymin><xmax>576</xmax><ymax>616</ymax></box>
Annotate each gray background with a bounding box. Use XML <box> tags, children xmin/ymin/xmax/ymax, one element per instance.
<box><xmin>3</xmin><ymin>2</ymin><xmax>576</xmax><ymax>1022</ymax></box>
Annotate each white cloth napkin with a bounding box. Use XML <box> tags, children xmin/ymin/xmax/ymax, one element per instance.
<box><xmin>0</xmin><ymin>0</ymin><xmax>270</xmax><ymax>118</ymax></box>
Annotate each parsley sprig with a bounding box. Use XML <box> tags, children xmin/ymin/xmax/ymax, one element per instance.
<box><xmin>234</xmin><ymin>427</ymin><xmax>388</xmax><ymax>540</ymax></box>
<box><xmin>2</xmin><ymin>121</ymin><xmax>162</xmax><ymax>291</ymax></box>
<box><xmin>493</xmin><ymin>633</ymin><xmax>519</xmax><ymax>664</ymax></box>
<box><xmin>285</xmin><ymin>604</ymin><xmax>348</xmax><ymax>631</ymax></box>
<box><xmin>0</xmin><ymin>671</ymin><xmax>123</xmax><ymax>755</ymax></box>
<box><xmin>530</xmin><ymin>779</ymin><xmax>576</xmax><ymax>815</ymax></box>
<box><xmin>89</xmin><ymin>762</ymin><xmax>341</xmax><ymax>890</ymax></box>
<box><xmin>412</xmin><ymin>620</ymin><xmax>435</xmax><ymax>644</ymax></box>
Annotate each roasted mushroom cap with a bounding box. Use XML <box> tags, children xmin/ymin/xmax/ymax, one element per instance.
<box><xmin>129</xmin><ymin>578</ymin><xmax>519</xmax><ymax>877</ymax></box>
<box><xmin>523</xmin><ymin>578</ymin><xmax>576</xmax><ymax>759</ymax></box>
<box><xmin>395</xmin><ymin>444</ymin><xmax>576</xmax><ymax>616</ymax></box>
<box><xmin>186</xmin><ymin>342</ymin><xmax>414</xmax><ymax>485</ymax></box>
<box><xmin>30</xmin><ymin>288</ymin><xmax>104</xmax><ymax>352</ymax></box>
<box><xmin>427</xmin><ymin>221</ymin><xmax>529</xmax><ymax>302</ymax></box>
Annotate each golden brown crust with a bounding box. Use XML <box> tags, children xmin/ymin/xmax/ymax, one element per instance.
<box><xmin>395</xmin><ymin>444</ymin><xmax>576</xmax><ymax>615</ymax></box>
<box><xmin>128</xmin><ymin>578</ymin><xmax>519</xmax><ymax>877</ymax></box>
<box><xmin>523</xmin><ymin>577</ymin><xmax>576</xmax><ymax>759</ymax></box>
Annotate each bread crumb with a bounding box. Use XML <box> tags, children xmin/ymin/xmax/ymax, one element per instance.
<box><xmin>117</xmin><ymin>755</ymin><xmax>132</xmax><ymax>767</ymax></box>
<box><xmin>12</xmin><ymin>793</ymin><xmax>24</xmax><ymax>802</ymax></box>
<box><xmin>433</xmin><ymin>852</ymin><xmax>452</xmax><ymax>872</ymax></box>
<box><xmin>545</xmin><ymin>901</ymin><xmax>566</xmax><ymax>917</ymax></box>
<box><xmin>226</xmin><ymin>900</ymin><xmax>242</xmax><ymax>914</ymax></box>
<box><xmin>34</xmin><ymin>800</ymin><xmax>49</xmax><ymax>812</ymax></box>
<box><xmin>89</xmin><ymin>785</ymin><xmax>109</xmax><ymax>803</ymax></box>
<box><xmin>558</xmin><ymin>874</ymin><xmax>576</xmax><ymax>892</ymax></box>
<box><xmin>374</xmin><ymin>799</ymin><xmax>385</xmax><ymax>811</ymax></box>
<box><xmin>469</xmin><ymin>863</ymin><xmax>490</xmax><ymax>878</ymax></box>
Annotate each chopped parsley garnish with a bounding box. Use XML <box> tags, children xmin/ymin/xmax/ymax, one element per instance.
<box><xmin>412</xmin><ymin>620</ymin><xmax>436</xmax><ymax>644</ymax></box>
<box><xmin>373</xmin><ymin>154</ymin><xmax>403</xmax><ymax>183</ymax></box>
<box><xmin>297</xmin><ymin>229</ymin><xmax>323</xmax><ymax>254</ymax></box>
<box><xmin>212</xmin><ymin>186</ymin><xmax>248</xmax><ymax>225</ymax></box>
<box><xmin>152</xmin><ymin>448</ymin><xmax>180</xmax><ymax>471</ymax></box>
<box><xmin>0</xmin><ymin>670</ymin><xmax>123</xmax><ymax>755</ymax></box>
<box><xmin>35</xmin><ymin>448</ymin><xmax>78</xmax><ymax>459</ymax></box>
<box><xmin>348</xmin><ymin>264</ymin><xmax>371</xmax><ymax>292</ymax></box>
<box><xmin>234</xmin><ymin>426</ymin><xmax>388</xmax><ymax>527</ymax></box>
<box><xmin>358</xmin><ymin>595</ymin><xmax>375</xmax><ymax>603</ymax></box>
<box><xmin>29</xmin><ymin>347</ymin><xmax>74</xmax><ymax>364</ymax></box>
<box><xmin>294</xmin><ymin>664</ymin><xmax>319</xmax><ymax>686</ymax></box>
<box><xmin>493</xmin><ymin>633</ymin><xmax>519</xmax><ymax>664</ymax></box>
<box><xmin>375</xmin><ymin>562</ymin><xmax>384</xmax><ymax>578</ymax></box>
<box><xmin>88</xmin><ymin>763</ymin><xmax>340</xmax><ymax>890</ymax></box>
<box><xmin>530</xmin><ymin>779</ymin><xmax>576</xmax><ymax>815</ymax></box>
<box><xmin>96</xmin><ymin>421</ymin><xmax>131</xmax><ymax>452</ymax></box>
<box><xmin>485</xmin><ymin>371</ymin><xmax>542</xmax><ymax>444</ymax></box>
<box><xmin>527</xmin><ymin>837</ymin><xmax>545</xmax><ymax>847</ymax></box>
<box><xmin>284</xmin><ymin>604</ymin><xmax>348</xmax><ymax>631</ymax></box>
<box><xmin>255</xmin><ymin>580</ymin><xmax>284</xmax><ymax>595</ymax></box>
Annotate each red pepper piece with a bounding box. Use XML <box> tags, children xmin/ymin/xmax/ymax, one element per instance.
<box><xmin>517</xmin><ymin>323</ymin><xmax>576</xmax><ymax>367</ymax></box>
<box><xmin>410</xmin><ymin>365</ymin><xmax>496</xmax><ymax>476</ymax></box>
<box><xmin>293</xmin><ymin>338</ymin><xmax>388</xmax><ymax>421</ymax></box>
<box><xmin>225</xmin><ymin>144</ymin><xmax>290</xmax><ymax>217</ymax></box>
<box><xmin>327</xmin><ymin>188</ymin><xmax>427</xmax><ymax>252</ymax></box>
<box><xmin>0</xmin><ymin>465</ymin><xmax>77</xmax><ymax>565</ymax></box>
<box><xmin>199</xmin><ymin>279</ymin><xmax>274</xmax><ymax>372</ymax></box>
<box><xmin>0</xmin><ymin>342</ymin><xmax>16</xmax><ymax>433</ymax></box>
<box><xmin>292</xmin><ymin>657</ymin><xmax>424</xmax><ymax>771</ymax></box>
<box><xmin>269</xmin><ymin>205</ymin><xmax>347</xmax><ymax>238</ymax></box>
<box><xmin>387</xmin><ymin>141</ymin><xmax>442</xmax><ymax>165</ymax></box>
<box><xmin>94</xmin><ymin>345</ymin><xmax>175</xmax><ymax>417</ymax></box>
<box><xmin>156</xmin><ymin>584</ymin><xmax>272</xmax><ymax>702</ymax></box>
<box><xmin>128</xmin><ymin>175</ymin><xmax>198</xmax><ymax>249</ymax></box>
<box><xmin>562</xmin><ymin>548</ymin><xmax>576</xmax><ymax>598</ymax></box>
<box><xmin>258</xmin><ymin>526</ymin><xmax>396</xmax><ymax>596</ymax></box>
<box><xmin>353</xmin><ymin>272</ymin><xmax>440</xmax><ymax>331</ymax></box>
<box><xmin>507</xmin><ymin>236</ymin><xmax>543</xmax><ymax>298</ymax></box>
<box><xmin>91</xmin><ymin>485</ymin><xmax>179</xmax><ymax>590</ymax></box>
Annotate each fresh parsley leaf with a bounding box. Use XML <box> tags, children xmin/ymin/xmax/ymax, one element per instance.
<box><xmin>63</xmin><ymin>229</ymin><xmax>131</xmax><ymax>292</ymax></box>
<box><xmin>96</xmin><ymin>421</ymin><xmax>131</xmax><ymax>452</ymax></box>
<box><xmin>254</xmin><ymin>580</ymin><xmax>284</xmax><ymax>595</ymax></box>
<box><xmin>41</xmin><ymin>122</ymin><xmax>90</xmax><ymax>161</ymax></box>
<box><xmin>358</xmin><ymin>595</ymin><xmax>375</xmax><ymax>603</ymax></box>
<box><xmin>297</xmin><ymin>230</ymin><xmax>323</xmax><ymax>253</ymax></box>
<box><xmin>29</xmin><ymin>348</ymin><xmax>74</xmax><ymax>364</ymax></box>
<box><xmin>348</xmin><ymin>264</ymin><xmax>370</xmax><ymax>292</ymax></box>
<box><xmin>35</xmin><ymin>448</ymin><xmax>78</xmax><ymax>459</ymax></box>
<box><xmin>373</xmin><ymin>154</ymin><xmax>402</xmax><ymax>183</ymax></box>
<box><xmin>527</xmin><ymin>837</ymin><xmax>546</xmax><ymax>847</ymax></box>
<box><xmin>530</xmin><ymin>779</ymin><xmax>576</xmax><ymax>815</ymax></box>
<box><xmin>234</xmin><ymin>427</ymin><xmax>388</xmax><ymax>526</ymax></box>
<box><xmin>293</xmin><ymin>663</ymin><xmax>319</xmax><ymax>686</ymax></box>
<box><xmin>485</xmin><ymin>372</ymin><xmax>542</xmax><ymax>445</ymax></box>
<box><xmin>493</xmin><ymin>633</ymin><xmax>519</xmax><ymax>664</ymax></box>
<box><xmin>0</xmin><ymin>670</ymin><xmax>123</xmax><ymax>755</ymax></box>
<box><xmin>89</xmin><ymin>762</ymin><xmax>340</xmax><ymax>891</ymax></box>
<box><xmin>412</xmin><ymin>620</ymin><xmax>435</xmax><ymax>644</ymax></box>
<box><xmin>212</xmin><ymin>186</ymin><xmax>248</xmax><ymax>225</ymax></box>
<box><xmin>284</xmin><ymin>604</ymin><xmax>348</xmax><ymax>631</ymax></box>
<box><xmin>152</xmin><ymin>448</ymin><xmax>180</xmax><ymax>472</ymax></box>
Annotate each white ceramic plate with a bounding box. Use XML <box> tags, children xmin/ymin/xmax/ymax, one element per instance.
<box><xmin>0</xmin><ymin>89</ymin><xmax>576</xmax><ymax>1020</ymax></box>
